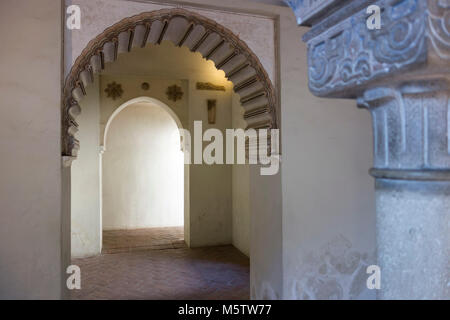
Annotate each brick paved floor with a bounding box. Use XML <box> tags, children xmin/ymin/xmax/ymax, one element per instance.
<box><xmin>71</xmin><ymin>228</ymin><xmax>249</xmax><ymax>300</ymax></box>
<box><xmin>102</xmin><ymin>227</ymin><xmax>185</xmax><ymax>253</ymax></box>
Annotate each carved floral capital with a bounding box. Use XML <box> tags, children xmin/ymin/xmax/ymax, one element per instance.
<box><xmin>287</xmin><ymin>0</ymin><xmax>450</xmax><ymax>98</ymax></box>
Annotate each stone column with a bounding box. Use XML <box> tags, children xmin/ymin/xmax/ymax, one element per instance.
<box><xmin>285</xmin><ymin>0</ymin><xmax>450</xmax><ymax>299</ymax></box>
<box><xmin>359</xmin><ymin>82</ymin><xmax>450</xmax><ymax>299</ymax></box>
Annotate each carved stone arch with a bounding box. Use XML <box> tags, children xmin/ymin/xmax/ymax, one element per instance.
<box><xmin>63</xmin><ymin>8</ymin><xmax>278</xmax><ymax>157</ymax></box>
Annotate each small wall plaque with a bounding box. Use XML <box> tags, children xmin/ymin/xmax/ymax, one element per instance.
<box><xmin>207</xmin><ymin>99</ymin><xmax>217</xmax><ymax>124</ymax></box>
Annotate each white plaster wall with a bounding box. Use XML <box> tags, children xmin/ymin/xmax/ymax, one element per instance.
<box><xmin>103</xmin><ymin>102</ymin><xmax>184</xmax><ymax>229</ymax></box>
<box><xmin>97</xmin><ymin>42</ymin><xmax>237</xmax><ymax>247</ymax></box>
<box><xmin>250</xmin><ymin>165</ymin><xmax>283</xmax><ymax>299</ymax></box>
<box><xmin>71</xmin><ymin>76</ymin><xmax>101</xmax><ymax>258</ymax></box>
<box><xmin>0</xmin><ymin>0</ymin><xmax>63</xmax><ymax>299</ymax></box>
<box><xmin>178</xmin><ymin>0</ymin><xmax>376</xmax><ymax>300</ymax></box>
<box><xmin>66</xmin><ymin>41</ymin><xmax>240</xmax><ymax>248</ymax></box>
<box><xmin>232</xmin><ymin>92</ymin><xmax>251</xmax><ymax>257</ymax></box>
<box><xmin>279</xmin><ymin>11</ymin><xmax>377</xmax><ymax>300</ymax></box>
<box><xmin>98</xmin><ymin>43</ymin><xmax>229</xmax><ymax>132</ymax></box>
<box><xmin>63</xmin><ymin>0</ymin><xmax>376</xmax><ymax>301</ymax></box>
<box><xmin>188</xmin><ymin>79</ymin><xmax>233</xmax><ymax>247</ymax></box>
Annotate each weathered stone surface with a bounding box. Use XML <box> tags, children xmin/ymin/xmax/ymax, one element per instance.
<box><xmin>376</xmin><ymin>179</ymin><xmax>450</xmax><ymax>299</ymax></box>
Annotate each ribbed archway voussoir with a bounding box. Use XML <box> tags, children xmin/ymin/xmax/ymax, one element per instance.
<box><xmin>63</xmin><ymin>8</ymin><xmax>278</xmax><ymax>157</ymax></box>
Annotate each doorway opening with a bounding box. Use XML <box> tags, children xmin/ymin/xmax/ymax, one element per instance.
<box><xmin>65</xmin><ymin>8</ymin><xmax>279</xmax><ymax>300</ymax></box>
<box><xmin>101</xmin><ymin>99</ymin><xmax>185</xmax><ymax>254</ymax></box>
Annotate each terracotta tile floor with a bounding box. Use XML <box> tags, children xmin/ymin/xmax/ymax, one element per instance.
<box><xmin>102</xmin><ymin>227</ymin><xmax>186</xmax><ymax>253</ymax></box>
<box><xmin>71</xmin><ymin>228</ymin><xmax>250</xmax><ymax>300</ymax></box>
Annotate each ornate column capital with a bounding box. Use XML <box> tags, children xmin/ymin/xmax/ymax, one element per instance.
<box><xmin>286</xmin><ymin>0</ymin><xmax>450</xmax><ymax>178</ymax></box>
<box><xmin>285</xmin><ymin>0</ymin><xmax>450</xmax><ymax>98</ymax></box>
<box><xmin>357</xmin><ymin>80</ymin><xmax>450</xmax><ymax>179</ymax></box>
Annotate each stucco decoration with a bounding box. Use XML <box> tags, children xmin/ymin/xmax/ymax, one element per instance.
<box><xmin>166</xmin><ymin>84</ymin><xmax>184</xmax><ymax>102</ymax></box>
<box><xmin>104</xmin><ymin>81</ymin><xmax>123</xmax><ymax>100</ymax></box>
<box><xmin>196</xmin><ymin>82</ymin><xmax>226</xmax><ymax>91</ymax></box>
<box><xmin>291</xmin><ymin>235</ymin><xmax>374</xmax><ymax>300</ymax></box>
<box><xmin>251</xmin><ymin>282</ymin><xmax>279</xmax><ymax>300</ymax></box>
<box><xmin>62</xmin><ymin>8</ymin><xmax>278</xmax><ymax>157</ymax></box>
<box><xmin>259</xmin><ymin>282</ymin><xmax>279</xmax><ymax>300</ymax></box>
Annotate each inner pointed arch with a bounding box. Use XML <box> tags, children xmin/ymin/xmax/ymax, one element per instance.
<box><xmin>102</xmin><ymin>96</ymin><xmax>184</xmax><ymax>152</ymax></box>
